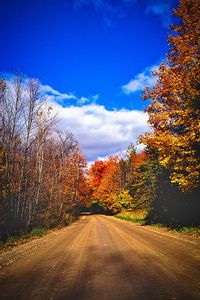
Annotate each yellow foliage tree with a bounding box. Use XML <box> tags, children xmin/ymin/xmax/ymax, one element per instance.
<box><xmin>141</xmin><ymin>0</ymin><xmax>200</xmax><ymax>191</ymax></box>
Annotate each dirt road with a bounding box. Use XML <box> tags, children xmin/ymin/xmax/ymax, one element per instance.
<box><xmin>0</xmin><ymin>215</ymin><xmax>200</xmax><ymax>300</ymax></box>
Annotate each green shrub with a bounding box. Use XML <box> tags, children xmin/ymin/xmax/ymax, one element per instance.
<box><xmin>29</xmin><ymin>227</ymin><xmax>48</xmax><ymax>237</ymax></box>
<box><xmin>172</xmin><ymin>226</ymin><xmax>200</xmax><ymax>236</ymax></box>
<box><xmin>5</xmin><ymin>236</ymin><xmax>18</xmax><ymax>246</ymax></box>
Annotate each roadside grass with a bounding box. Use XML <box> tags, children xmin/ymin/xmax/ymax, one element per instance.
<box><xmin>114</xmin><ymin>210</ymin><xmax>200</xmax><ymax>237</ymax></box>
<box><xmin>0</xmin><ymin>213</ymin><xmax>80</xmax><ymax>252</ymax></box>
<box><xmin>115</xmin><ymin>209</ymin><xmax>148</xmax><ymax>225</ymax></box>
<box><xmin>0</xmin><ymin>227</ymin><xmax>49</xmax><ymax>251</ymax></box>
<box><xmin>171</xmin><ymin>226</ymin><xmax>200</xmax><ymax>237</ymax></box>
<box><xmin>28</xmin><ymin>227</ymin><xmax>48</xmax><ymax>237</ymax></box>
<box><xmin>151</xmin><ymin>223</ymin><xmax>200</xmax><ymax>237</ymax></box>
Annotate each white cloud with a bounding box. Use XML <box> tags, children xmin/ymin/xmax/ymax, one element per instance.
<box><xmin>122</xmin><ymin>64</ymin><xmax>159</xmax><ymax>94</ymax></box>
<box><xmin>41</xmin><ymin>84</ymin><xmax>77</xmax><ymax>102</ymax></box>
<box><xmin>48</xmin><ymin>100</ymin><xmax>150</xmax><ymax>161</ymax></box>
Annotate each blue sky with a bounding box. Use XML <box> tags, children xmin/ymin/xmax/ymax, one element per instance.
<box><xmin>0</xmin><ymin>0</ymin><xmax>178</xmax><ymax>161</ymax></box>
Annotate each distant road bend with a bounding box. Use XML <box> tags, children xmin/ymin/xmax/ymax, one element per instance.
<box><xmin>0</xmin><ymin>215</ymin><xmax>199</xmax><ymax>300</ymax></box>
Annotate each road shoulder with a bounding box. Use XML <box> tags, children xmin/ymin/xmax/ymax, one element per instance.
<box><xmin>113</xmin><ymin>216</ymin><xmax>200</xmax><ymax>247</ymax></box>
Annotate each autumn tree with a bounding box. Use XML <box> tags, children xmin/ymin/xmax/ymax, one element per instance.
<box><xmin>88</xmin><ymin>160</ymin><xmax>108</xmax><ymax>197</ymax></box>
<box><xmin>88</xmin><ymin>149</ymin><xmax>150</xmax><ymax>213</ymax></box>
<box><xmin>0</xmin><ymin>76</ymin><xmax>89</xmax><ymax>240</ymax></box>
<box><xmin>141</xmin><ymin>0</ymin><xmax>200</xmax><ymax>191</ymax></box>
<box><xmin>89</xmin><ymin>157</ymin><xmax>121</xmax><ymax>213</ymax></box>
<box><xmin>0</xmin><ymin>77</ymin><xmax>52</xmax><ymax>235</ymax></box>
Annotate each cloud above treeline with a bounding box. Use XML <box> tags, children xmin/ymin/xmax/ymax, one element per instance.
<box><xmin>38</xmin><ymin>75</ymin><xmax>152</xmax><ymax>162</ymax></box>
<box><xmin>40</xmin><ymin>81</ymin><xmax>150</xmax><ymax>162</ymax></box>
<box><xmin>3</xmin><ymin>74</ymin><xmax>150</xmax><ymax>162</ymax></box>
<box><xmin>49</xmin><ymin>101</ymin><xmax>149</xmax><ymax>161</ymax></box>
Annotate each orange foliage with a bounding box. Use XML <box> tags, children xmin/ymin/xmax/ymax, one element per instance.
<box><xmin>89</xmin><ymin>157</ymin><xmax>121</xmax><ymax>212</ymax></box>
<box><xmin>88</xmin><ymin>160</ymin><xmax>108</xmax><ymax>195</ymax></box>
<box><xmin>141</xmin><ymin>0</ymin><xmax>200</xmax><ymax>191</ymax></box>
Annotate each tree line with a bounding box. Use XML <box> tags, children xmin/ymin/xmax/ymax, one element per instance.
<box><xmin>88</xmin><ymin>0</ymin><xmax>200</xmax><ymax>226</ymax></box>
<box><xmin>0</xmin><ymin>78</ymin><xmax>89</xmax><ymax>240</ymax></box>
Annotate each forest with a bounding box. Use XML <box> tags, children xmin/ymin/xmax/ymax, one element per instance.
<box><xmin>0</xmin><ymin>0</ymin><xmax>199</xmax><ymax>241</ymax></box>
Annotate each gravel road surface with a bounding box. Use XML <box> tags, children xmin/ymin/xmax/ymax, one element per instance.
<box><xmin>0</xmin><ymin>215</ymin><xmax>199</xmax><ymax>300</ymax></box>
